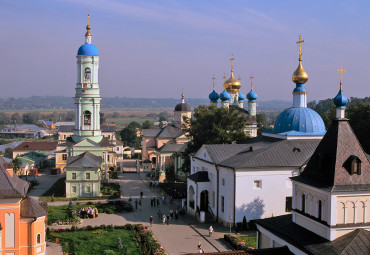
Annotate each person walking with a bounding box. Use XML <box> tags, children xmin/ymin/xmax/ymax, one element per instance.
<box><xmin>197</xmin><ymin>242</ymin><xmax>204</xmax><ymax>253</ymax></box>
<box><xmin>162</xmin><ymin>214</ymin><xmax>166</xmax><ymax>224</ymax></box>
<box><xmin>209</xmin><ymin>226</ymin><xmax>214</xmax><ymax>237</ymax></box>
<box><xmin>175</xmin><ymin>209</ymin><xmax>179</xmax><ymax>220</ymax></box>
<box><xmin>135</xmin><ymin>199</ymin><xmax>138</xmax><ymax>210</ymax></box>
<box><xmin>149</xmin><ymin>216</ymin><xmax>154</xmax><ymax>226</ymax></box>
<box><xmin>140</xmin><ymin>190</ymin><xmax>143</xmax><ymax>198</ymax></box>
<box><xmin>166</xmin><ymin>214</ymin><xmax>170</xmax><ymax>225</ymax></box>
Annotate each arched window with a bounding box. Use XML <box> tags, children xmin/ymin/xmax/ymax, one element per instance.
<box><xmin>301</xmin><ymin>194</ymin><xmax>306</xmax><ymax>213</ymax></box>
<box><xmin>84</xmin><ymin>67</ymin><xmax>91</xmax><ymax>80</ymax></box>
<box><xmin>37</xmin><ymin>233</ymin><xmax>41</xmax><ymax>244</ymax></box>
<box><xmin>318</xmin><ymin>200</ymin><xmax>322</xmax><ymax>220</ymax></box>
<box><xmin>83</xmin><ymin>111</ymin><xmax>91</xmax><ymax>126</ymax></box>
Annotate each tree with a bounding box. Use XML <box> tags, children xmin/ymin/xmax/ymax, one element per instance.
<box><xmin>12</xmin><ymin>157</ymin><xmax>22</xmax><ymax>176</ymax></box>
<box><xmin>256</xmin><ymin>113</ymin><xmax>268</xmax><ymax>131</ymax></box>
<box><xmin>4</xmin><ymin>148</ymin><xmax>13</xmax><ymax>157</ymax></box>
<box><xmin>11</xmin><ymin>112</ymin><xmax>22</xmax><ymax>124</ymax></box>
<box><xmin>184</xmin><ymin>104</ymin><xmax>248</xmax><ymax>158</ymax></box>
<box><xmin>347</xmin><ymin>102</ymin><xmax>370</xmax><ymax>154</ymax></box>
<box><xmin>142</xmin><ymin>120</ymin><xmax>153</xmax><ymax>129</ymax></box>
<box><xmin>112</xmin><ymin>112</ymin><xmax>121</xmax><ymax>118</ymax></box>
<box><xmin>120</xmin><ymin>121</ymin><xmax>141</xmax><ymax>148</ymax></box>
<box><xmin>0</xmin><ymin>112</ymin><xmax>11</xmax><ymax>125</ymax></box>
<box><xmin>23</xmin><ymin>111</ymin><xmax>41</xmax><ymax>124</ymax></box>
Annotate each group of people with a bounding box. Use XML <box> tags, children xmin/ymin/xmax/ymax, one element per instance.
<box><xmin>149</xmin><ymin>209</ymin><xmax>180</xmax><ymax>226</ymax></box>
<box><xmin>79</xmin><ymin>207</ymin><xmax>98</xmax><ymax>218</ymax></box>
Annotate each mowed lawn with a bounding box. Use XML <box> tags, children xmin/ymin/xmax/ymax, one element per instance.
<box><xmin>49</xmin><ymin>229</ymin><xmax>142</xmax><ymax>255</ymax></box>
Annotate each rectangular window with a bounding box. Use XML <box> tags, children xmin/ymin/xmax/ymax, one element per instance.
<box><xmin>221</xmin><ymin>196</ymin><xmax>225</xmax><ymax>213</ymax></box>
<box><xmin>72</xmin><ymin>173</ymin><xmax>76</xmax><ymax>180</ymax></box>
<box><xmin>62</xmin><ymin>154</ymin><xmax>67</xmax><ymax>160</ymax></box>
<box><xmin>72</xmin><ymin>186</ymin><xmax>76</xmax><ymax>193</ymax></box>
<box><xmin>253</xmin><ymin>180</ymin><xmax>262</xmax><ymax>189</ymax></box>
<box><xmin>107</xmin><ymin>155</ymin><xmax>110</xmax><ymax>162</ymax></box>
<box><xmin>86</xmin><ymin>173</ymin><xmax>90</xmax><ymax>180</ymax></box>
<box><xmin>285</xmin><ymin>197</ymin><xmax>292</xmax><ymax>212</ymax></box>
<box><xmin>85</xmin><ymin>186</ymin><xmax>91</xmax><ymax>193</ymax></box>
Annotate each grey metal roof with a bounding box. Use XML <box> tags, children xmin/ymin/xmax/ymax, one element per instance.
<box><xmin>174</xmin><ymin>102</ymin><xmax>191</xmax><ymax>112</ymax></box>
<box><xmin>199</xmin><ymin>144</ymin><xmax>251</xmax><ymax>164</ymax></box>
<box><xmin>255</xmin><ymin>215</ymin><xmax>370</xmax><ymax>255</ymax></box>
<box><xmin>220</xmin><ymin>139</ymin><xmax>321</xmax><ymax>169</ymax></box>
<box><xmin>142</xmin><ymin>129</ymin><xmax>161</xmax><ymax>137</ymax></box>
<box><xmin>66</xmin><ymin>151</ymin><xmax>102</xmax><ymax>168</ymax></box>
<box><xmin>0</xmin><ymin>166</ymin><xmax>29</xmax><ymax>198</ymax></box>
<box><xmin>157</xmin><ymin>125</ymin><xmax>184</xmax><ymax>139</ymax></box>
<box><xmin>158</xmin><ymin>143</ymin><xmax>187</xmax><ymax>153</ymax></box>
<box><xmin>20</xmin><ymin>197</ymin><xmax>47</xmax><ymax>218</ymax></box>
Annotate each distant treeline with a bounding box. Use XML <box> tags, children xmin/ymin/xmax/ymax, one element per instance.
<box><xmin>0</xmin><ymin>96</ymin><xmax>290</xmax><ymax>111</ymax></box>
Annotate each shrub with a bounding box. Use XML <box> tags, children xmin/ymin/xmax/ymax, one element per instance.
<box><xmin>117</xmin><ymin>236</ymin><xmax>123</xmax><ymax>249</ymax></box>
<box><xmin>107</xmin><ymin>224</ymin><xmax>114</xmax><ymax>231</ymax></box>
<box><xmin>105</xmin><ymin>208</ymin><xmax>114</xmax><ymax>214</ymax></box>
<box><xmin>86</xmin><ymin>225</ymin><xmax>94</xmax><ymax>231</ymax></box>
<box><xmin>70</xmin><ymin>225</ymin><xmax>77</xmax><ymax>232</ymax></box>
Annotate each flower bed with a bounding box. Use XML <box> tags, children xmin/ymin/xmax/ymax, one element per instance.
<box><xmin>47</xmin><ymin>224</ymin><xmax>166</xmax><ymax>255</ymax></box>
<box><xmin>224</xmin><ymin>233</ymin><xmax>257</xmax><ymax>250</ymax></box>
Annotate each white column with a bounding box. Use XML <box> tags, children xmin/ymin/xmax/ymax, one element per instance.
<box><xmin>78</xmin><ymin>103</ymin><xmax>82</xmax><ymax>129</ymax></box>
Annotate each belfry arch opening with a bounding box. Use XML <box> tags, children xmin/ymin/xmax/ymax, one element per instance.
<box><xmin>84</xmin><ymin>67</ymin><xmax>91</xmax><ymax>81</ymax></box>
<box><xmin>83</xmin><ymin>111</ymin><xmax>92</xmax><ymax>126</ymax></box>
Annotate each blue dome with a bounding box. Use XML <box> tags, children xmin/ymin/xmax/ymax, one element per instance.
<box><xmin>220</xmin><ymin>90</ymin><xmax>231</xmax><ymax>102</ymax></box>
<box><xmin>333</xmin><ymin>90</ymin><xmax>348</xmax><ymax>109</ymax></box>
<box><xmin>238</xmin><ymin>91</ymin><xmax>246</xmax><ymax>102</ymax></box>
<box><xmin>247</xmin><ymin>90</ymin><xmax>258</xmax><ymax>102</ymax></box>
<box><xmin>77</xmin><ymin>44</ymin><xmax>99</xmax><ymax>56</ymax></box>
<box><xmin>209</xmin><ymin>90</ymin><xmax>219</xmax><ymax>101</ymax></box>
<box><xmin>273</xmin><ymin>107</ymin><xmax>326</xmax><ymax>134</ymax></box>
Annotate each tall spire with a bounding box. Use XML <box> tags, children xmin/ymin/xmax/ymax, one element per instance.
<box><xmin>337</xmin><ymin>66</ymin><xmax>345</xmax><ymax>91</ymax></box>
<box><xmin>85</xmin><ymin>14</ymin><xmax>91</xmax><ymax>36</ymax></box>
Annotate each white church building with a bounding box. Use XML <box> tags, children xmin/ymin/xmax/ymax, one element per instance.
<box><xmin>187</xmin><ymin>36</ymin><xmax>328</xmax><ymax>227</ymax></box>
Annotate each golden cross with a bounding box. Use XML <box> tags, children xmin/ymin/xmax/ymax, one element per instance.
<box><xmin>337</xmin><ymin>66</ymin><xmax>345</xmax><ymax>90</ymax></box>
<box><xmin>230</xmin><ymin>54</ymin><xmax>234</xmax><ymax>72</ymax></box>
<box><xmin>88</xmin><ymin>13</ymin><xmax>90</xmax><ymax>25</ymax></box>
<box><xmin>212</xmin><ymin>75</ymin><xmax>215</xmax><ymax>90</ymax></box>
<box><xmin>296</xmin><ymin>35</ymin><xmax>304</xmax><ymax>61</ymax></box>
<box><xmin>250</xmin><ymin>73</ymin><xmax>254</xmax><ymax>90</ymax></box>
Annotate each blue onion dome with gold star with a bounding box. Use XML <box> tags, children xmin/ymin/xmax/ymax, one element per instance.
<box><xmin>77</xmin><ymin>15</ymin><xmax>99</xmax><ymax>56</ymax></box>
<box><xmin>220</xmin><ymin>89</ymin><xmax>231</xmax><ymax>102</ymax></box>
<box><xmin>238</xmin><ymin>91</ymin><xmax>245</xmax><ymax>102</ymax></box>
<box><xmin>334</xmin><ymin>68</ymin><xmax>348</xmax><ymax>109</ymax></box>
<box><xmin>265</xmin><ymin>36</ymin><xmax>326</xmax><ymax>136</ymax></box>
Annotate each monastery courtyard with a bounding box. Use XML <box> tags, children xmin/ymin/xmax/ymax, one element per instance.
<box><xmin>43</xmin><ymin>172</ymin><xmax>232</xmax><ymax>254</ymax></box>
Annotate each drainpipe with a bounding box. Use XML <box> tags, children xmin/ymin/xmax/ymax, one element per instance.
<box><xmin>233</xmin><ymin>168</ymin><xmax>236</xmax><ymax>228</ymax></box>
<box><xmin>215</xmin><ymin>165</ymin><xmax>219</xmax><ymax>222</ymax></box>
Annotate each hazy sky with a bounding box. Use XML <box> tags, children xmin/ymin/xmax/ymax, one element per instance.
<box><xmin>1</xmin><ymin>0</ymin><xmax>370</xmax><ymax>101</ymax></box>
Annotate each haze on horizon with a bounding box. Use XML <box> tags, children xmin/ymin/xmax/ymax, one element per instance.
<box><xmin>1</xmin><ymin>0</ymin><xmax>369</xmax><ymax>102</ymax></box>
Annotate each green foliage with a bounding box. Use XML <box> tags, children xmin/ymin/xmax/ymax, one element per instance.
<box><xmin>11</xmin><ymin>157</ymin><xmax>22</xmax><ymax>175</ymax></box>
<box><xmin>11</xmin><ymin>112</ymin><xmax>22</xmax><ymax>124</ymax></box>
<box><xmin>256</xmin><ymin>113</ymin><xmax>268</xmax><ymax>131</ymax></box>
<box><xmin>22</xmin><ymin>111</ymin><xmax>41</xmax><ymax>124</ymax></box>
<box><xmin>120</xmin><ymin>121</ymin><xmax>141</xmax><ymax>148</ymax></box>
<box><xmin>308</xmin><ymin>98</ymin><xmax>370</xmax><ymax>153</ymax></box>
<box><xmin>224</xmin><ymin>234</ymin><xmax>257</xmax><ymax>250</ymax></box>
<box><xmin>5</xmin><ymin>147</ymin><xmax>13</xmax><ymax>157</ymax></box>
<box><xmin>184</xmin><ymin>104</ymin><xmax>249</xmax><ymax>156</ymax></box>
<box><xmin>142</xmin><ymin>120</ymin><xmax>154</xmax><ymax>129</ymax></box>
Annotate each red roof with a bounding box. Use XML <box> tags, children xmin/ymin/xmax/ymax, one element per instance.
<box><xmin>13</xmin><ymin>141</ymin><xmax>58</xmax><ymax>152</ymax></box>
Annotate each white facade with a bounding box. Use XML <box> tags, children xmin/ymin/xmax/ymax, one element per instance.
<box><xmin>188</xmin><ymin>147</ymin><xmax>300</xmax><ymax>226</ymax></box>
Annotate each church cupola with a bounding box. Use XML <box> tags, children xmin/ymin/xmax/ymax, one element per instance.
<box><xmin>209</xmin><ymin>75</ymin><xmax>219</xmax><ymax>104</ymax></box>
<box><xmin>72</xmin><ymin>15</ymin><xmax>102</xmax><ymax>143</ymax></box>
<box><xmin>333</xmin><ymin>66</ymin><xmax>348</xmax><ymax>119</ymax></box>
<box><xmin>174</xmin><ymin>92</ymin><xmax>191</xmax><ymax>129</ymax></box>
<box><xmin>292</xmin><ymin>35</ymin><xmax>308</xmax><ymax>108</ymax></box>
<box><xmin>247</xmin><ymin>74</ymin><xmax>258</xmax><ymax>116</ymax></box>
<box><xmin>223</xmin><ymin>55</ymin><xmax>242</xmax><ymax>106</ymax></box>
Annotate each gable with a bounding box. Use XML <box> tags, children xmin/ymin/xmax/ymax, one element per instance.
<box><xmin>73</xmin><ymin>138</ymin><xmax>101</xmax><ymax>149</ymax></box>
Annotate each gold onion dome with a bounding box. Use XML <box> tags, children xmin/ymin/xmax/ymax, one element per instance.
<box><xmin>292</xmin><ymin>35</ymin><xmax>308</xmax><ymax>84</ymax></box>
<box><xmin>224</xmin><ymin>54</ymin><xmax>241</xmax><ymax>92</ymax></box>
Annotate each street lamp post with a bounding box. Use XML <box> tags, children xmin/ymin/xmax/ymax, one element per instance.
<box><xmin>229</xmin><ymin>216</ymin><xmax>232</xmax><ymax>233</ymax></box>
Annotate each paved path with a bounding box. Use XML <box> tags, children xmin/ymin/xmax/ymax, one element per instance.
<box><xmin>28</xmin><ymin>172</ymin><xmax>65</xmax><ymax>199</ymax></box>
<box><xmin>48</xmin><ymin>173</ymin><xmax>232</xmax><ymax>254</ymax></box>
